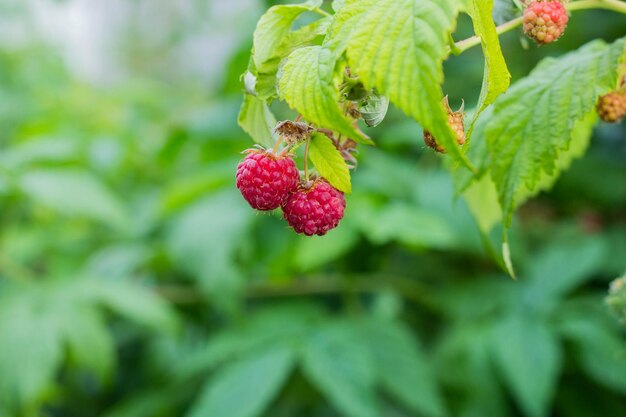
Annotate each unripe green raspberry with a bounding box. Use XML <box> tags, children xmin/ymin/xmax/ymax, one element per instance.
<box><xmin>596</xmin><ymin>91</ymin><xmax>626</xmax><ymax>123</ymax></box>
<box><xmin>424</xmin><ymin>97</ymin><xmax>466</xmax><ymax>154</ymax></box>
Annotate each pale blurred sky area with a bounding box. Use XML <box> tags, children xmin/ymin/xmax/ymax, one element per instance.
<box><xmin>0</xmin><ymin>0</ymin><xmax>263</xmax><ymax>89</ymax></box>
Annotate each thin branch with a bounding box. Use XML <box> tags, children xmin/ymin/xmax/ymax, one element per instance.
<box><xmin>455</xmin><ymin>17</ymin><xmax>523</xmax><ymax>53</ymax></box>
<box><xmin>454</xmin><ymin>0</ymin><xmax>626</xmax><ymax>54</ymax></box>
<box><xmin>303</xmin><ymin>136</ymin><xmax>311</xmax><ymax>182</ymax></box>
<box><xmin>156</xmin><ymin>275</ymin><xmax>441</xmax><ymax>312</ymax></box>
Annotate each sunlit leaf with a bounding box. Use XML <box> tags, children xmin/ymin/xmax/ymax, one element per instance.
<box><xmin>466</xmin><ymin>0</ymin><xmax>511</xmax><ymax>139</ymax></box>
<box><xmin>328</xmin><ymin>0</ymin><xmax>474</xmax><ymax>167</ymax></box>
<box><xmin>238</xmin><ymin>94</ymin><xmax>277</xmax><ymax>147</ymax></box>
<box><xmin>279</xmin><ymin>46</ymin><xmax>371</xmax><ymax>144</ymax></box>
<box><xmin>485</xmin><ymin>38</ymin><xmax>626</xmax><ymax>226</ymax></box>
<box><xmin>309</xmin><ymin>132</ymin><xmax>352</xmax><ymax>193</ymax></box>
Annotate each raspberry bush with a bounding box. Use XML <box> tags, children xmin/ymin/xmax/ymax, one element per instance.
<box><xmin>238</xmin><ymin>0</ymin><xmax>626</xmax><ymax>274</ymax></box>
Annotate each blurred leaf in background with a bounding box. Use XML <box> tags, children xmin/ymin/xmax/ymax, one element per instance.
<box><xmin>0</xmin><ymin>1</ymin><xmax>624</xmax><ymax>417</ymax></box>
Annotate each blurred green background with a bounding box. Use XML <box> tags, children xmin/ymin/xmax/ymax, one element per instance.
<box><xmin>0</xmin><ymin>1</ymin><xmax>625</xmax><ymax>417</ymax></box>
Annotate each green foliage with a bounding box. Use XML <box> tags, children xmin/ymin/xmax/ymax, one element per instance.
<box><xmin>457</xmin><ymin>37</ymin><xmax>625</xmax><ymax>270</ymax></box>
<box><xmin>253</xmin><ymin>1</ymin><xmax>323</xmax><ymax>73</ymax></box>
<box><xmin>176</xmin><ymin>305</ymin><xmax>445</xmax><ymax>417</ymax></box>
<box><xmin>309</xmin><ymin>132</ymin><xmax>351</xmax><ymax>193</ymax></box>
<box><xmin>278</xmin><ymin>45</ymin><xmax>370</xmax><ymax>144</ymax></box>
<box><xmin>188</xmin><ymin>346</ymin><xmax>295</xmax><ymax>417</ymax></box>
<box><xmin>302</xmin><ymin>322</ymin><xmax>379</xmax><ymax>417</ymax></box>
<box><xmin>238</xmin><ymin>95</ymin><xmax>277</xmax><ymax>148</ymax></box>
<box><xmin>1</xmin><ymin>1</ymin><xmax>626</xmax><ymax>417</ymax></box>
<box><xmin>241</xmin><ymin>0</ymin><xmax>626</xmax><ymax>274</ymax></box>
<box><xmin>0</xmin><ymin>279</ymin><xmax>176</xmax><ymax>413</ymax></box>
<box><xmin>329</xmin><ymin>0</ymin><xmax>471</xmax><ymax>164</ymax></box>
<box><xmin>481</xmin><ymin>39</ymin><xmax>625</xmax><ymax>227</ymax></box>
<box><xmin>465</xmin><ymin>0</ymin><xmax>511</xmax><ymax>136</ymax></box>
<box><xmin>358</xmin><ymin>92</ymin><xmax>389</xmax><ymax>128</ymax></box>
<box><xmin>492</xmin><ymin>315</ymin><xmax>561</xmax><ymax>417</ymax></box>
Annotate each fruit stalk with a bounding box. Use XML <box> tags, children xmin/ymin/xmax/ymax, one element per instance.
<box><xmin>272</xmin><ymin>136</ymin><xmax>283</xmax><ymax>154</ymax></box>
<box><xmin>303</xmin><ymin>136</ymin><xmax>311</xmax><ymax>182</ymax></box>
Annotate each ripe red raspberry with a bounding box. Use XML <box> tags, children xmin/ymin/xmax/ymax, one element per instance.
<box><xmin>424</xmin><ymin>97</ymin><xmax>466</xmax><ymax>154</ymax></box>
<box><xmin>523</xmin><ymin>1</ymin><xmax>568</xmax><ymax>45</ymax></box>
<box><xmin>596</xmin><ymin>91</ymin><xmax>626</xmax><ymax>123</ymax></box>
<box><xmin>236</xmin><ymin>149</ymin><xmax>299</xmax><ymax>211</ymax></box>
<box><xmin>282</xmin><ymin>179</ymin><xmax>346</xmax><ymax>236</ymax></box>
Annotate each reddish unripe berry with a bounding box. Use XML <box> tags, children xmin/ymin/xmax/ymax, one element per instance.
<box><xmin>523</xmin><ymin>1</ymin><xmax>569</xmax><ymax>45</ymax></box>
<box><xmin>596</xmin><ymin>91</ymin><xmax>626</xmax><ymax>123</ymax></box>
<box><xmin>282</xmin><ymin>179</ymin><xmax>346</xmax><ymax>236</ymax></box>
<box><xmin>236</xmin><ymin>149</ymin><xmax>300</xmax><ymax>211</ymax></box>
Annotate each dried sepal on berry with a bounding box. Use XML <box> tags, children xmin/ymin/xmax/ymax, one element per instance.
<box><xmin>345</xmin><ymin>102</ymin><xmax>362</xmax><ymax>120</ymax></box>
<box><xmin>274</xmin><ymin>120</ymin><xmax>314</xmax><ymax>145</ymax></box>
<box><xmin>523</xmin><ymin>0</ymin><xmax>569</xmax><ymax>45</ymax></box>
<box><xmin>596</xmin><ymin>89</ymin><xmax>626</xmax><ymax>123</ymax></box>
<box><xmin>424</xmin><ymin>96</ymin><xmax>466</xmax><ymax>154</ymax></box>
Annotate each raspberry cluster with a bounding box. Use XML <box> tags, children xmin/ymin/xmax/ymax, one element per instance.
<box><xmin>596</xmin><ymin>91</ymin><xmax>626</xmax><ymax>123</ymax></box>
<box><xmin>236</xmin><ymin>148</ymin><xmax>345</xmax><ymax>236</ymax></box>
<box><xmin>523</xmin><ymin>0</ymin><xmax>569</xmax><ymax>45</ymax></box>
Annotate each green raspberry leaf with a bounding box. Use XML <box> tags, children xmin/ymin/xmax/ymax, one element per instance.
<box><xmin>253</xmin><ymin>1</ymin><xmax>323</xmax><ymax>72</ymax></box>
<box><xmin>485</xmin><ymin>38</ymin><xmax>626</xmax><ymax>227</ymax></box>
<box><xmin>492</xmin><ymin>315</ymin><xmax>562</xmax><ymax>417</ymax></box>
<box><xmin>332</xmin><ymin>0</ymin><xmax>346</xmax><ymax>12</ymax></box>
<box><xmin>309</xmin><ymin>132</ymin><xmax>352</xmax><ymax>194</ymax></box>
<box><xmin>249</xmin><ymin>5</ymin><xmax>330</xmax><ymax>101</ymax></box>
<box><xmin>279</xmin><ymin>45</ymin><xmax>372</xmax><ymax>145</ymax></box>
<box><xmin>517</xmin><ymin>111</ymin><xmax>597</xmax><ymax>207</ymax></box>
<box><xmin>302</xmin><ymin>323</ymin><xmax>378</xmax><ymax>417</ymax></box>
<box><xmin>466</xmin><ymin>0</ymin><xmax>511</xmax><ymax>139</ymax></box>
<box><xmin>188</xmin><ymin>346</ymin><xmax>295</xmax><ymax>417</ymax></box>
<box><xmin>328</xmin><ymin>0</ymin><xmax>474</xmax><ymax>169</ymax></box>
<box><xmin>238</xmin><ymin>95</ymin><xmax>277</xmax><ymax>148</ymax></box>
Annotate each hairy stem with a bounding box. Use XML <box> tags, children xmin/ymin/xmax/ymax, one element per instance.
<box><xmin>455</xmin><ymin>17</ymin><xmax>523</xmax><ymax>53</ymax></box>
<box><xmin>313</xmin><ymin>7</ymin><xmax>331</xmax><ymax>17</ymax></box>
<box><xmin>304</xmin><ymin>137</ymin><xmax>311</xmax><ymax>181</ymax></box>
<box><xmin>272</xmin><ymin>136</ymin><xmax>283</xmax><ymax>154</ymax></box>
<box><xmin>455</xmin><ymin>0</ymin><xmax>626</xmax><ymax>53</ymax></box>
<box><xmin>569</xmin><ymin>0</ymin><xmax>626</xmax><ymax>14</ymax></box>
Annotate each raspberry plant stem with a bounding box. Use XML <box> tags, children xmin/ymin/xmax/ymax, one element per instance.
<box><xmin>155</xmin><ymin>275</ymin><xmax>440</xmax><ymax>312</ymax></box>
<box><xmin>272</xmin><ymin>136</ymin><xmax>283</xmax><ymax>154</ymax></box>
<box><xmin>304</xmin><ymin>137</ymin><xmax>311</xmax><ymax>182</ymax></box>
<box><xmin>313</xmin><ymin>7</ymin><xmax>331</xmax><ymax>17</ymax></box>
<box><xmin>569</xmin><ymin>0</ymin><xmax>626</xmax><ymax>14</ymax></box>
<box><xmin>455</xmin><ymin>0</ymin><xmax>626</xmax><ymax>53</ymax></box>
